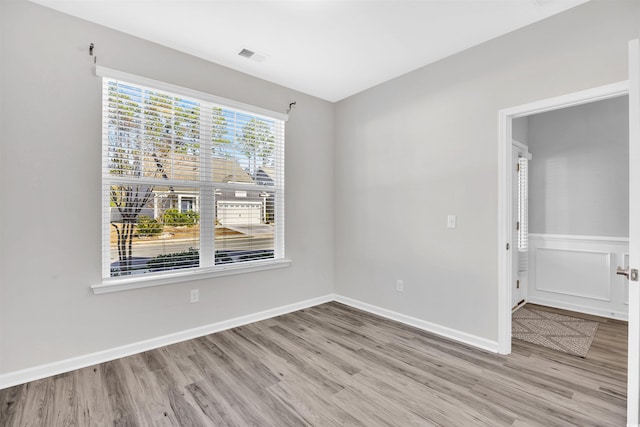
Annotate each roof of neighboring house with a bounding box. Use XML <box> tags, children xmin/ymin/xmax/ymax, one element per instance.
<box><xmin>152</xmin><ymin>155</ymin><xmax>254</xmax><ymax>184</ymax></box>
<box><xmin>213</xmin><ymin>157</ymin><xmax>254</xmax><ymax>183</ymax></box>
<box><xmin>257</xmin><ymin>167</ymin><xmax>275</xmax><ymax>177</ymax></box>
<box><xmin>255</xmin><ymin>166</ymin><xmax>276</xmax><ymax>184</ymax></box>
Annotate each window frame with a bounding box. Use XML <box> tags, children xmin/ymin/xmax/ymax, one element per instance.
<box><xmin>94</xmin><ymin>67</ymin><xmax>290</xmax><ymax>294</ymax></box>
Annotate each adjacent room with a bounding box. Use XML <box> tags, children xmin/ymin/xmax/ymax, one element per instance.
<box><xmin>509</xmin><ymin>96</ymin><xmax>629</xmax><ymax>381</ymax></box>
<box><xmin>1</xmin><ymin>0</ymin><xmax>640</xmax><ymax>425</ymax></box>
<box><xmin>513</xmin><ymin>96</ymin><xmax>629</xmax><ymax>319</ymax></box>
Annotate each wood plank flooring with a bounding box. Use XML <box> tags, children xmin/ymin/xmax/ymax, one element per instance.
<box><xmin>0</xmin><ymin>302</ymin><xmax>628</xmax><ymax>426</ymax></box>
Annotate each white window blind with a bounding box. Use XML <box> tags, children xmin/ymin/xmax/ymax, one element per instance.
<box><xmin>517</xmin><ymin>156</ymin><xmax>528</xmax><ymax>273</ymax></box>
<box><xmin>101</xmin><ymin>72</ymin><xmax>285</xmax><ymax>281</ymax></box>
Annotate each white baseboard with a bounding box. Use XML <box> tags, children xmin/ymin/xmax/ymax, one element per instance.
<box><xmin>527</xmin><ymin>296</ymin><xmax>629</xmax><ymax>321</ymax></box>
<box><xmin>1</xmin><ymin>293</ymin><xmax>502</xmax><ymax>390</ymax></box>
<box><xmin>0</xmin><ymin>294</ymin><xmax>334</xmax><ymax>390</ymax></box>
<box><xmin>334</xmin><ymin>295</ymin><xmax>499</xmax><ymax>353</ymax></box>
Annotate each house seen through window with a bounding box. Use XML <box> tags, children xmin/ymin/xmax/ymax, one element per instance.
<box><xmin>102</xmin><ymin>75</ymin><xmax>285</xmax><ymax>280</ymax></box>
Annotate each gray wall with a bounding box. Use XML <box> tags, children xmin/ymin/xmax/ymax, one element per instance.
<box><xmin>0</xmin><ymin>0</ymin><xmax>334</xmax><ymax>374</ymax></box>
<box><xmin>528</xmin><ymin>96</ymin><xmax>629</xmax><ymax>237</ymax></box>
<box><xmin>334</xmin><ymin>0</ymin><xmax>639</xmax><ymax>341</ymax></box>
<box><xmin>1</xmin><ymin>0</ymin><xmax>639</xmax><ymax>376</ymax></box>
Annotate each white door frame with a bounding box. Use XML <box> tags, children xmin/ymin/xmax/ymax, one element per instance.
<box><xmin>628</xmin><ymin>38</ymin><xmax>640</xmax><ymax>427</ymax></box>
<box><xmin>497</xmin><ymin>80</ymin><xmax>629</xmax><ymax>356</ymax></box>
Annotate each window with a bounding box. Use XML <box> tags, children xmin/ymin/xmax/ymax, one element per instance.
<box><xmin>98</xmin><ymin>67</ymin><xmax>287</xmax><ymax>288</ymax></box>
<box><xmin>517</xmin><ymin>156</ymin><xmax>528</xmax><ymax>272</ymax></box>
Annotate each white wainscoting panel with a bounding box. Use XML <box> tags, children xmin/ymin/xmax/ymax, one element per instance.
<box><xmin>535</xmin><ymin>248</ymin><xmax>611</xmax><ymax>301</ymax></box>
<box><xmin>528</xmin><ymin>234</ymin><xmax>629</xmax><ymax>320</ymax></box>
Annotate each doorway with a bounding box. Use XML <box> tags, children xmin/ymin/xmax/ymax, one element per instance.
<box><xmin>510</xmin><ymin>96</ymin><xmax>629</xmax><ymax>319</ymax></box>
<box><xmin>500</xmin><ymin>39</ymin><xmax>640</xmax><ymax>426</ymax></box>
<box><xmin>498</xmin><ymin>80</ymin><xmax>629</xmax><ymax>353</ymax></box>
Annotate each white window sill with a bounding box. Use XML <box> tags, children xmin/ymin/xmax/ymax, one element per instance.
<box><xmin>92</xmin><ymin>259</ymin><xmax>292</xmax><ymax>294</ymax></box>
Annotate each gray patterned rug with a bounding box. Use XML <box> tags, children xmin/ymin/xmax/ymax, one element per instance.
<box><xmin>512</xmin><ymin>307</ymin><xmax>599</xmax><ymax>357</ymax></box>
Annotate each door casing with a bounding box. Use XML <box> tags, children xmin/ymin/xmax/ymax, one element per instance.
<box><xmin>497</xmin><ymin>80</ymin><xmax>629</xmax><ymax>356</ymax></box>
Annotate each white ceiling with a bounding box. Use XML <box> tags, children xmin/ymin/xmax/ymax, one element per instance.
<box><xmin>30</xmin><ymin>0</ymin><xmax>588</xmax><ymax>102</ymax></box>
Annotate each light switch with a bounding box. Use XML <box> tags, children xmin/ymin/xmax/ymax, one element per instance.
<box><xmin>447</xmin><ymin>215</ymin><xmax>457</xmax><ymax>229</ymax></box>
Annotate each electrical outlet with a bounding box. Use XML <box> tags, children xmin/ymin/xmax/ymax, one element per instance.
<box><xmin>396</xmin><ymin>280</ymin><xmax>404</xmax><ymax>292</ymax></box>
<box><xmin>190</xmin><ymin>289</ymin><xmax>199</xmax><ymax>303</ymax></box>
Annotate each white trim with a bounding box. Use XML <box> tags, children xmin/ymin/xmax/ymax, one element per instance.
<box><xmin>498</xmin><ymin>103</ymin><xmax>513</xmax><ymax>355</ymax></box>
<box><xmin>528</xmin><ymin>234</ymin><xmax>629</xmax><ymax>321</ymax></box>
<box><xmin>625</xmin><ymin>253</ymin><xmax>631</xmax><ymax>305</ymax></box>
<box><xmin>334</xmin><ymin>295</ymin><xmax>499</xmax><ymax>353</ymax></box>
<box><xmin>0</xmin><ymin>294</ymin><xmax>333</xmax><ymax>390</ymax></box>
<box><xmin>512</xmin><ymin>139</ymin><xmax>528</xmax><ymax>152</ymax></box>
<box><xmin>534</xmin><ymin>248</ymin><xmax>612</xmax><ymax>302</ymax></box>
<box><xmin>498</xmin><ymin>80</ymin><xmax>629</xmax><ymax>357</ymax></box>
<box><xmin>527</xmin><ymin>296</ymin><xmax>629</xmax><ymax>321</ymax></box>
<box><xmin>95</xmin><ymin>65</ymin><xmax>289</xmax><ymax>122</ymax></box>
<box><xmin>628</xmin><ymin>38</ymin><xmax>640</xmax><ymax>427</ymax></box>
<box><xmin>512</xmin><ymin>299</ymin><xmax>526</xmax><ymax>312</ymax></box>
<box><xmin>0</xmin><ymin>293</ymin><xmax>501</xmax><ymax>390</ymax></box>
<box><xmin>529</xmin><ymin>233</ymin><xmax>629</xmax><ymax>244</ymax></box>
<box><xmin>501</xmin><ymin>80</ymin><xmax>629</xmax><ymax>119</ymax></box>
<box><xmin>93</xmin><ymin>259</ymin><xmax>292</xmax><ymax>294</ymax></box>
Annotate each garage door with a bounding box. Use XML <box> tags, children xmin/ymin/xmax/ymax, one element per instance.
<box><xmin>217</xmin><ymin>201</ymin><xmax>262</xmax><ymax>226</ymax></box>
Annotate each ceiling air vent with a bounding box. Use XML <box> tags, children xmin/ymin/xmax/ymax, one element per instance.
<box><xmin>238</xmin><ymin>48</ymin><xmax>255</xmax><ymax>59</ymax></box>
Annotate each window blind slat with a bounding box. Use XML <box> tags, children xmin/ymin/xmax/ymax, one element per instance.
<box><xmin>96</xmin><ymin>65</ymin><xmax>289</xmax><ymax>122</ymax></box>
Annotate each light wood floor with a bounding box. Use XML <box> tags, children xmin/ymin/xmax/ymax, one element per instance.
<box><xmin>0</xmin><ymin>302</ymin><xmax>628</xmax><ymax>426</ymax></box>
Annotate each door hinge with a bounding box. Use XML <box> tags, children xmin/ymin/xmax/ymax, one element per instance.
<box><xmin>516</xmin><ymin>279</ymin><xmax>520</xmax><ymax>289</ymax></box>
<box><xmin>516</xmin><ymin>163</ymin><xmax>520</xmax><ymax>172</ymax></box>
<box><xmin>516</xmin><ymin>221</ymin><xmax>520</xmax><ymax>231</ymax></box>
<box><xmin>506</xmin><ymin>243</ymin><xmax>510</xmax><ymax>250</ymax></box>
